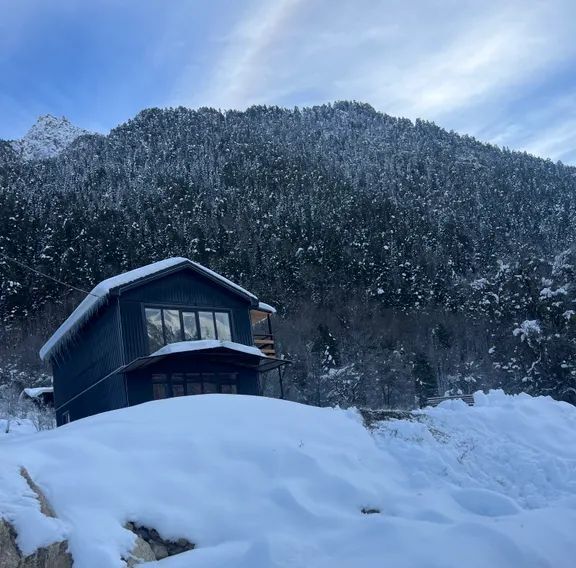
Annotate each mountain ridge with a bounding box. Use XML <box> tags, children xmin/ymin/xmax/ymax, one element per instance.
<box><xmin>0</xmin><ymin>102</ymin><xmax>575</xmax><ymax>406</ymax></box>
<box><xmin>9</xmin><ymin>114</ymin><xmax>91</xmax><ymax>161</ymax></box>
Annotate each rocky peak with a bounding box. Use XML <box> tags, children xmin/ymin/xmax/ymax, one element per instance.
<box><xmin>10</xmin><ymin>114</ymin><xmax>90</xmax><ymax>161</ymax></box>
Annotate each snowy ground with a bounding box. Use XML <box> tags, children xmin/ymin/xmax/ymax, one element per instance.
<box><xmin>1</xmin><ymin>391</ymin><xmax>575</xmax><ymax>568</ymax></box>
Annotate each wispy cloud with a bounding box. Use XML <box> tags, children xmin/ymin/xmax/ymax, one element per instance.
<box><xmin>2</xmin><ymin>0</ymin><xmax>575</xmax><ymax>163</ymax></box>
<box><xmin>183</xmin><ymin>0</ymin><xmax>576</xmax><ymax>163</ymax></box>
<box><xmin>184</xmin><ymin>0</ymin><xmax>305</xmax><ymax>109</ymax></box>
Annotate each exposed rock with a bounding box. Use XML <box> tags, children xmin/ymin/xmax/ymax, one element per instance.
<box><xmin>125</xmin><ymin>522</ymin><xmax>195</xmax><ymax>564</ymax></box>
<box><xmin>19</xmin><ymin>542</ymin><xmax>72</xmax><ymax>568</ymax></box>
<box><xmin>19</xmin><ymin>468</ymin><xmax>56</xmax><ymax>518</ymax></box>
<box><xmin>0</xmin><ymin>519</ymin><xmax>21</xmax><ymax>568</ymax></box>
<box><xmin>0</xmin><ymin>518</ymin><xmax>71</xmax><ymax>568</ymax></box>
<box><xmin>149</xmin><ymin>542</ymin><xmax>168</xmax><ymax>560</ymax></box>
<box><xmin>125</xmin><ymin>537</ymin><xmax>156</xmax><ymax>567</ymax></box>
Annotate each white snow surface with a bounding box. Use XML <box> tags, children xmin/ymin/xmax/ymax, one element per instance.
<box><xmin>10</xmin><ymin>115</ymin><xmax>90</xmax><ymax>161</ymax></box>
<box><xmin>40</xmin><ymin>258</ymin><xmax>258</xmax><ymax>362</ymax></box>
<box><xmin>1</xmin><ymin>391</ymin><xmax>576</xmax><ymax>568</ymax></box>
<box><xmin>152</xmin><ymin>340</ymin><xmax>265</xmax><ymax>358</ymax></box>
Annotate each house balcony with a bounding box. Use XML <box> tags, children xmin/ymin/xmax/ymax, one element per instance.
<box><xmin>251</xmin><ymin>303</ymin><xmax>277</xmax><ymax>358</ymax></box>
<box><xmin>253</xmin><ymin>333</ymin><xmax>276</xmax><ymax>357</ymax></box>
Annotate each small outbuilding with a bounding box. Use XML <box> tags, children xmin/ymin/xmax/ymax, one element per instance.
<box><xmin>40</xmin><ymin>258</ymin><xmax>288</xmax><ymax>425</ymax></box>
<box><xmin>19</xmin><ymin>386</ymin><xmax>54</xmax><ymax>407</ymax></box>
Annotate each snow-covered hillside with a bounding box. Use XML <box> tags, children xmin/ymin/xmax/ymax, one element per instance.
<box><xmin>1</xmin><ymin>392</ymin><xmax>575</xmax><ymax>567</ymax></box>
<box><xmin>10</xmin><ymin>115</ymin><xmax>90</xmax><ymax>160</ymax></box>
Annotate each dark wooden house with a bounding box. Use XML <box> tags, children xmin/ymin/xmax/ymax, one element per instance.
<box><xmin>40</xmin><ymin>258</ymin><xmax>288</xmax><ymax>425</ymax></box>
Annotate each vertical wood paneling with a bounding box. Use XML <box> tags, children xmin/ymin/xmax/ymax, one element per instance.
<box><xmin>56</xmin><ymin>373</ymin><xmax>127</xmax><ymax>425</ymax></box>
<box><xmin>52</xmin><ymin>301</ymin><xmax>123</xmax><ymax>408</ymax></box>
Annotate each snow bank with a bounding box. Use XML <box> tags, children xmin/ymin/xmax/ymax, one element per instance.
<box><xmin>1</xmin><ymin>391</ymin><xmax>575</xmax><ymax>567</ymax></box>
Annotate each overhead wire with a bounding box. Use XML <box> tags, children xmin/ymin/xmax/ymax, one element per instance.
<box><xmin>0</xmin><ymin>253</ymin><xmax>100</xmax><ymax>298</ymax></box>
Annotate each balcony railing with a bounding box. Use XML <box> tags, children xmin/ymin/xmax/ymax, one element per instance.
<box><xmin>253</xmin><ymin>334</ymin><xmax>276</xmax><ymax>357</ymax></box>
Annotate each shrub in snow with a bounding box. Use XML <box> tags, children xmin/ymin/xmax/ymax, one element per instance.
<box><xmin>0</xmin><ymin>385</ymin><xmax>55</xmax><ymax>434</ymax></box>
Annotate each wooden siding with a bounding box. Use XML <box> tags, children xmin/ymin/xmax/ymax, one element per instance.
<box><xmin>55</xmin><ymin>372</ymin><xmax>127</xmax><ymax>425</ymax></box>
<box><xmin>52</xmin><ymin>299</ymin><xmax>123</xmax><ymax>409</ymax></box>
<box><xmin>118</xmin><ymin>269</ymin><xmax>254</xmax><ymax>363</ymax></box>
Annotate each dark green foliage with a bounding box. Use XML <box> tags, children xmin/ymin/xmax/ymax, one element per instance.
<box><xmin>413</xmin><ymin>353</ymin><xmax>437</xmax><ymax>406</ymax></box>
<box><xmin>1</xmin><ymin>102</ymin><xmax>576</xmax><ymax>407</ymax></box>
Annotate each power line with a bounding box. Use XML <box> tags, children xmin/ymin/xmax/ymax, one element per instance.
<box><xmin>0</xmin><ymin>253</ymin><xmax>100</xmax><ymax>298</ymax></box>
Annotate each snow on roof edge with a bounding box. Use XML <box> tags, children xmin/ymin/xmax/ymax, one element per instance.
<box><xmin>22</xmin><ymin>387</ymin><xmax>54</xmax><ymax>398</ymax></box>
<box><xmin>40</xmin><ymin>258</ymin><xmax>258</xmax><ymax>362</ymax></box>
<box><xmin>257</xmin><ymin>302</ymin><xmax>276</xmax><ymax>314</ymax></box>
<box><xmin>151</xmin><ymin>340</ymin><xmax>266</xmax><ymax>359</ymax></box>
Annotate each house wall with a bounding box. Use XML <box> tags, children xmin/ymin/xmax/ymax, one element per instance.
<box><xmin>118</xmin><ymin>269</ymin><xmax>254</xmax><ymax>363</ymax></box>
<box><xmin>52</xmin><ymin>300</ymin><xmax>126</xmax><ymax>425</ymax></box>
<box><xmin>56</xmin><ymin>373</ymin><xmax>127</xmax><ymax>426</ymax></box>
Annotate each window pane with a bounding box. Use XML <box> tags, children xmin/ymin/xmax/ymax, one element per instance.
<box><xmin>203</xmin><ymin>382</ymin><xmax>218</xmax><ymax>394</ymax></box>
<box><xmin>186</xmin><ymin>382</ymin><xmax>202</xmax><ymax>395</ymax></box>
<box><xmin>182</xmin><ymin>311</ymin><xmax>199</xmax><ymax>341</ymax></box>
<box><xmin>163</xmin><ymin>309</ymin><xmax>182</xmax><ymax>344</ymax></box>
<box><xmin>145</xmin><ymin>308</ymin><xmax>164</xmax><ymax>353</ymax></box>
<box><xmin>220</xmin><ymin>384</ymin><xmax>237</xmax><ymax>394</ymax></box>
<box><xmin>199</xmin><ymin>311</ymin><xmax>217</xmax><ymax>339</ymax></box>
<box><xmin>172</xmin><ymin>384</ymin><xmax>186</xmax><ymax>397</ymax></box>
<box><xmin>186</xmin><ymin>373</ymin><xmax>202</xmax><ymax>395</ymax></box>
<box><xmin>153</xmin><ymin>383</ymin><xmax>168</xmax><ymax>400</ymax></box>
<box><xmin>215</xmin><ymin>312</ymin><xmax>232</xmax><ymax>341</ymax></box>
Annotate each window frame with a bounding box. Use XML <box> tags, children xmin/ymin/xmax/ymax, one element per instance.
<box><xmin>152</xmin><ymin>371</ymin><xmax>239</xmax><ymax>397</ymax></box>
<box><xmin>143</xmin><ymin>304</ymin><xmax>234</xmax><ymax>353</ymax></box>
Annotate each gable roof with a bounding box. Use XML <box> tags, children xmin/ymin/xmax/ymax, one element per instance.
<box><xmin>39</xmin><ymin>258</ymin><xmax>262</xmax><ymax>362</ymax></box>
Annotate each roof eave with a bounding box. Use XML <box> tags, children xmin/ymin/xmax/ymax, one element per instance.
<box><xmin>113</xmin><ymin>260</ymin><xmax>258</xmax><ymax>306</ymax></box>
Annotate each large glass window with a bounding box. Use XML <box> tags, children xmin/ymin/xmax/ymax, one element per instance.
<box><xmin>199</xmin><ymin>311</ymin><xmax>217</xmax><ymax>340</ymax></box>
<box><xmin>182</xmin><ymin>311</ymin><xmax>199</xmax><ymax>341</ymax></box>
<box><xmin>145</xmin><ymin>307</ymin><xmax>233</xmax><ymax>353</ymax></box>
<box><xmin>163</xmin><ymin>309</ymin><xmax>181</xmax><ymax>344</ymax></box>
<box><xmin>145</xmin><ymin>308</ymin><xmax>164</xmax><ymax>353</ymax></box>
<box><xmin>215</xmin><ymin>312</ymin><xmax>232</xmax><ymax>341</ymax></box>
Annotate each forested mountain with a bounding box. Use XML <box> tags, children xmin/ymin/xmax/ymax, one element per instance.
<box><xmin>1</xmin><ymin>102</ymin><xmax>575</xmax><ymax>407</ymax></box>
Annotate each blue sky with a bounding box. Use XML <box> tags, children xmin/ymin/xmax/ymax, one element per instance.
<box><xmin>1</xmin><ymin>0</ymin><xmax>576</xmax><ymax>164</ymax></box>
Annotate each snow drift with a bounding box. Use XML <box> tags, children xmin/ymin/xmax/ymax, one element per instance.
<box><xmin>1</xmin><ymin>391</ymin><xmax>575</xmax><ymax>568</ymax></box>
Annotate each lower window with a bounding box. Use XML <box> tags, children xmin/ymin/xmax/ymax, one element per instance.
<box><xmin>152</xmin><ymin>372</ymin><xmax>238</xmax><ymax>398</ymax></box>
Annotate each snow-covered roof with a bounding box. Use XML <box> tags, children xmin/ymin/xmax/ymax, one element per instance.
<box><xmin>40</xmin><ymin>258</ymin><xmax>260</xmax><ymax>362</ymax></box>
<box><xmin>21</xmin><ymin>387</ymin><xmax>54</xmax><ymax>399</ymax></box>
<box><xmin>151</xmin><ymin>340</ymin><xmax>267</xmax><ymax>359</ymax></box>
<box><xmin>256</xmin><ymin>302</ymin><xmax>276</xmax><ymax>314</ymax></box>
